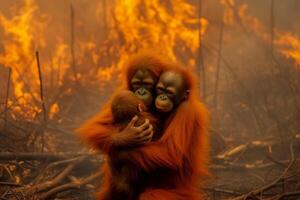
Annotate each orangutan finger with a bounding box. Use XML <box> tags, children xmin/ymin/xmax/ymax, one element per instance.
<box><xmin>140</xmin><ymin>125</ymin><xmax>153</xmax><ymax>137</ymax></box>
<box><xmin>126</xmin><ymin>115</ymin><xmax>139</xmax><ymax>128</ymax></box>
<box><xmin>137</xmin><ymin>119</ymin><xmax>150</xmax><ymax>131</ymax></box>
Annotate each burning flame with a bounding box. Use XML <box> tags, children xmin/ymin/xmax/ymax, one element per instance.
<box><xmin>220</xmin><ymin>0</ymin><xmax>268</xmax><ymax>40</ymax></box>
<box><xmin>4</xmin><ymin>0</ymin><xmax>298</xmax><ymax>124</ymax></box>
<box><xmin>0</xmin><ymin>0</ymin><xmax>208</xmax><ymax>121</ymax></box>
<box><xmin>220</xmin><ymin>0</ymin><xmax>300</xmax><ymax>68</ymax></box>
<box><xmin>0</xmin><ymin>0</ymin><xmax>44</xmax><ymax>120</ymax></box>
<box><xmin>96</xmin><ymin>0</ymin><xmax>208</xmax><ymax>81</ymax></box>
<box><xmin>275</xmin><ymin>33</ymin><xmax>300</xmax><ymax>68</ymax></box>
<box><xmin>0</xmin><ymin>0</ymin><xmax>68</xmax><ymax>120</ymax></box>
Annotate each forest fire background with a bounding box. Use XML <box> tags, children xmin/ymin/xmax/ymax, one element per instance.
<box><xmin>0</xmin><ymin>0</ymin><xmax>299</xmax><ymax>199</ymax></box>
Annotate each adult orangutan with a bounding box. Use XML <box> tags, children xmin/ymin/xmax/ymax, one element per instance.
<box><xmin>120</xmin><ymin>67</ymin><xmax>210</xmax><ymax>200</ymax></box>
<box><xmin>77</xmin><ymin>52</ymin><xmax>209</xmax><ymax>200</ymax></box>
<box><xmin>76</xmin><ymin>52</ymin><xmax>170</xmax><ymax>200</ymax></box>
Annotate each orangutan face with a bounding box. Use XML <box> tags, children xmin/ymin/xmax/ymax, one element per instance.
<box><xmin>130</xmin><ymin>69</ymin><xmax>157</xmax><ymax>106</ymax></box>
<box><xmin>155</xmin><ymin>71</ymin><xmax>187</xmax><ymax>113</ymax></box>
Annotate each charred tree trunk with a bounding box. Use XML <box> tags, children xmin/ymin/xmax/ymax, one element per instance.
<box><xmin>36</xmin><ymin>51</ymin><xmax>47</xmax><ymax>151</ymax></box>
<box><xmin>214</xmin><ymin>17</ymin><xmax>224</xmax><ymax>108</ymax></box>
<box><xmin>70</xmin><ymin>4</ymin><xmax>79</xmax><ymax>86</ymax></box>
<box><xmin>197</xmin><ymin>0</ymin><xmax>206</xmax><ymax>100</ymax></box>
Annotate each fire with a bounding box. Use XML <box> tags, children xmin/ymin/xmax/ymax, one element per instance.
<box><xmin>97</xmin><ymin>0</ymin><xmax>208</xmax><ymax>81</ymax></box>
<box><xmin>0</xmin><ymin>0</ymin><xmax>208</xmax><ymax>122</ymax></box>
<box><xmin>48</xmin><ymin>103</ymin><xmax>59</xmax><ymax>120</ymax></box>
<box><xmin>113</xmin><ymin>0</ymin><xmax>206</xmax><ymax>57</ymax></box>
<box><xmin>49</xmin><ymin>40</ymin><xmax>70</xmax><ymax>87</ymax></box>
<box><xmin>0</xmin><ymin>0</ymin><xmax>44</xmax><ymax>120</ymax></box>
<box><xmin>219</xmin><ymin>0</ymin><xmax>235</xmax><ymax>24</ymax></box>
<box><xmin>219</xmin><ymin>0</ymin><xmax>300</xmax><ymax>68</ymax></box>
<box><xmin>3</xmin><ymin>0</ymin><xmax>290</xmax><ymax>120</ymax></box>
<box><xmin>275</xmin><ymin>33</ymin><xmax>300</xmax><ymax>68</ymax></box>
<box><xmin>1</xmin><ymin>0</ymin><xmax>299</xmax><ymax>125</ymax></box>
<box><xmin>220</xmin><ymin>0</ymin><xmax>268</xmax><ymax>40</ymax></box>
<box><xmin>0</xmin><ymin>0</ymin><xmax>67</xmax><ymax>121</ymax></box>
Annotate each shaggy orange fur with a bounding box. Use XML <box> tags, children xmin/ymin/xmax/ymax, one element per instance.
<box><xmin>77</xmin><ymin>53</ymin><xmax>209</xmax><ymax>200</ymax></box>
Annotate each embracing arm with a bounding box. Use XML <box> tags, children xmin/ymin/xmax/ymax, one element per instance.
<box><xmin>76</xmin><ymin>108</ymin><xmax>116</xmax><ymax>153</ymax></box>
<box><xmin>76</xmin><ymin>109</ymin><xmax>155</xmax><ymax>154</ymax></box>
<box><xmin>121</xmin><ymin>141</ymin><xmax>184</xmax><ymax>170</ymax></box>
<box><xmin>119</xmin><ymin>101</ymin><xmax>209</xmax><ymax>172</ymax></box>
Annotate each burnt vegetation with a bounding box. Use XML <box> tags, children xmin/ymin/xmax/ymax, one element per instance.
<box><xmin>0</xmin><ymin>0</ymin><xmax>299</xmax><ymax>199</ymax></box>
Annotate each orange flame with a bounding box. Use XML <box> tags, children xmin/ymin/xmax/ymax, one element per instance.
<box><xmin>0</xmin><ymin>0</ymin><xmax>44</xmax><ymax>120</ymax></box>
<box><xmin>95</xmin><ymin>0</ymin><xmax>208</xmax><ymax>82</ymax></box>
<box><xmin>275</xmin><ymin>33</ymin><xmax>300</xmax><ymax>68</ymax></box>
<box><xmin>220</xmin><ymin>0</ymin><xmax>300</xmax><ymax>69</ymax></box>
<box><xmin>0</xmin><ymin>0</ymin><xmax>67</xmax><ymax>120</ymax></box>
<box><xmin>0</xmin><ymin>0</ymin><xmax>209</xmax><ymax>121</ymax></box>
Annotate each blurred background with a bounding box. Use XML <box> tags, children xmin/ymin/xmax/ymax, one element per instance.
<box><xmin>0</xmin><ymin>0</ymin><xmax>299</xmax><ymax>199</ymax></box>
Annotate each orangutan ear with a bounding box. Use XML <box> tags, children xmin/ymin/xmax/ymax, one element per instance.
<box><xmin>184</xmin><ymin>90</ymin><xmax>190</xmax><ymax>99</ymax></box>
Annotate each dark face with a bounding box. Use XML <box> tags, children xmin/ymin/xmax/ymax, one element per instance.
<box><xmin>130</xmin><ymin>69</ymin><xmax>156</xmax><ymax>106</ymax></box>
<box><xmin>155</xmin><ymin>71</ymin><xmax>187</xmax><ymax>113</ymax></box>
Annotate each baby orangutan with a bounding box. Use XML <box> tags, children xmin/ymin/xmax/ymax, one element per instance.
<box><xmin>111</xmin><ymin>90</ymin><xmax>158</xmax><ymax>145</ymax></box>
<box><xmin>111</xmin><ymin>90</ymin><xmax>156</xmax><ymax>130</ymax></box>
<box><xmin>106</xmin><ymin>90</ymin><xmax>158</xmax><ymax>200</ymax></box>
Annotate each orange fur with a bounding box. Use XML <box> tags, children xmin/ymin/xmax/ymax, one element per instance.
<box><xmin>121</xmin><ymin>65</ymin><xmax>210</xmax><ymax>199</ymax></box>
<box><xmin>140</xmin><ymin>187</ymin><xmax>202</xmax><ymax>200</ymax></box>
<box><xmin>76</xmin><ymin>52</ymin><xmax>170</xmax><ymax>153</ymax></box>
<box><xmin>76</xmin><ymin>53</ymin><xmax>209</xmax><ymax>200</ymax></box>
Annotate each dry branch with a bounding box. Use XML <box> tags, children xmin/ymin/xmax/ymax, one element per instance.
<box><xmin>4</xmin><ymin>67</ymin><xmax>11</xmax><ymax>130</ymax></box>
<box><xmin>203</xmin><ymin>187</ymin><xmax>242</xmax><ymax>196</ymax></box>
<box><xmin>214</xmin><ymin>15</ymin><xmax>224</xmax><ymax>108</ymax></box>
<box><xmin>36</xmin><ymin>51</ymin><xmax>47</xmax><ymax>152</ymax></box>
<box><xmin>35</xmin><ymin>51</ymin><xmax>47</xmax><ymax>125</ymax></box>
<box><xmin>197</xmin><ymin>0</ymin><xmax>206</xmax><ymax>99</ymax></box>
<box><xmin>39</xmin><ymin>171</ymin><xmax>102</xmax><ymax>199</ymax></box>
<box><xmin>270</xmin><ymin>0</ymin><xmax>274</xmax><ymax>54</ymax></box>
<box><xmin>0</xmin><ymin>182</ymin><xmax>22</xmax><ymax>187</ymax></box>
<box><xmin>273</xmin><ymin>191</ymin><xmax>300</xmax><ymax>200</ymax></box>
<box><xmin>70</xmin><ymin>4</ymin><xmax>79</xmax><ymax>86</ymax></box>
<box><xmin>26</xmin><ymin>157</ymin><xmax>84</xmax><ymax>194</ymax></box>
<box><xmin>216</xmin><ymin>140</ymin><xmax>274</xmax><ymax>160</ymax></box>
<box><xmin>211</xmin><ymin>158</ymin><xmax>300</xmax><ymax>171</ymax></box>
<box><xmin>229</xmin><ymin>143</ymin><xmax>298</xmax><ymax>200</ymax></box>
<box><xmin>0</xmin><ymin>152</ymin><xmax>97</xmax><ymax>161</ymax></box>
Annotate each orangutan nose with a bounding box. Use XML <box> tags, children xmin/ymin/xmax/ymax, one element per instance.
<box><xmin>137</xmin><ymin>88</ymin><xmax>146</xmax><ymax>95</ymax></box>
<box><xmin>159</xmin><ymin>95</ymin><xmax>167</xmax><ymax>101</ymax></box>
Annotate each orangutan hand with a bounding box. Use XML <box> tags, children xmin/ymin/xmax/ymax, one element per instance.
<box><xmin>111</xmin><ymin>116</ymin><xmax>153</xmax><ymax>148</ymax></box>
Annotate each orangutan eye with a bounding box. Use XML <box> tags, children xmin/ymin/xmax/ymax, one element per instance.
<box><xmin>142</xmin><ymin>82</ymin><xmax>154</xmax><ymax>88</ymax></box>
<box><xmin>146</xmin><ymin>83</ymin><xmax>154</xmax><ymax>87</ymax></box>
<box><xmin>166</xmin><ymin>89</ymin><xmax>175</xmax><ymax>95</ymax></box>
<box><xmin>156</xmin><ymin>86</ymin><xmax>164</xmax><ymax>93</ymax></box>
<box><xmin>131</xmin><ymin>80</ymin><xmax>142</xmax><ymax>86</ymax></box>
<box><xmin>143</xmin><ymin>80</ymin><xmax>154</xmax><ymax>85</ymax></box>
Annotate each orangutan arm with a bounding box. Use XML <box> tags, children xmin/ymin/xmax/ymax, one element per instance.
<box><xmin>76</xmin><ymin>111</ymin><xmax>154</xmax><ymax>153</ymax></box>
<box><xmin>117</xmin><ymin>141</ymin><xmax>184</xmax><ymax>171</ymax></box>
<box><xmin>119</xmin><ymin>102</ymin><xmax>209</xmax><ymax>171</ymax></box>
<box><xmin>76</xmin><ymin>114</ymin><xmax>116</xmax><ymax>153</ymax></box>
